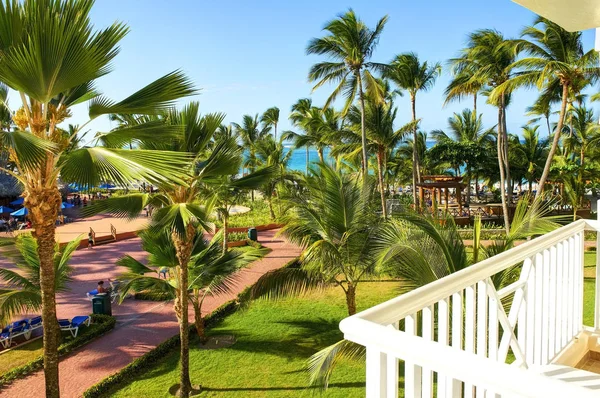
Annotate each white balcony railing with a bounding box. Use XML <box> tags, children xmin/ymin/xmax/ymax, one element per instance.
<box><xmin>340</xmin><ymin>217</ymin><xmax>600</xmax><ymax>397</ymax></box>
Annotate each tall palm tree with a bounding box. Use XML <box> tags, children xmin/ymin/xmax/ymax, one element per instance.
<box><xmin>445</xmin><ymin>62</ymin><xmax>484</xmax><ymax>115</ymax></box>
<box><xmin>251</xmin><ymin>163</ymin><xmax>380</xmax><ymax>316</ymax></box>
<box><xmin>233</xmin><ymin>114</ymin><xmax>270</xmax><ymax>201</ymax></box>
<box><xmin>306</xmin><ymin>9</ymin><xmax>388</xmax><ymax>175</ymax></box>
<box><xmin>260</xmin><ymin>107</ymin><xmax>280</xmax><ymax>140</ymax></box>
<box><xmin>0</xmin><ymin>2</ymin><xmax>196</xmax><ymax>395</ymax></box>
<box><xmin>526</xmin><ymin>98</ymin><xmax>553</xmax><ymax>136</ymax></box>
<box><xmin>451</xmin><ymin>29</ymin><xmax>518</xmax><ymax>233</ymax></box>
<box><xmin>492</xmin><ymin>17</ymin><xmax>600</xmax><ymax>197</ymax></box>
<box><xmin>385</xmin><ymin>53</ymin><xmax>441</xmax><ymax>208</ymax></box>
<box><xmin>116</xmin><ymin>229</ymin><xmax>265</xmax><ymax>344</ymax></box>
<box><xmin>0</xmin><ymin>234</ymin><xmax>78</xmax><ymax>324</ymax></box>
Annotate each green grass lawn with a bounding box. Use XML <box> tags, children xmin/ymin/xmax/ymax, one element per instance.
<box><xmin>105</xmin><ymin>282</ymin><xmax>403</xmax><ymax>398</ymax></box>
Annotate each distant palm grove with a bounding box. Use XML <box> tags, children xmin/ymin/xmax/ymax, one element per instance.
<box><xmin>1</xmin><ymin>1</ymin><xmax>599</xmax><ymax>398</ymax></box>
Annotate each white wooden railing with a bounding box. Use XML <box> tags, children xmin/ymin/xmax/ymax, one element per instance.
<box><xmin>340</xmin><ymin>218</ymin><xmax>600</xmax><ymax>397</ymax></box>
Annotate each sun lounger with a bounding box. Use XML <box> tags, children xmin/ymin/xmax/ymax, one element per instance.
<box><xmin>0</xmin><ymin>320</ymin><xmax>32</xmax><ymax>348</ymax></box>
<box><xmin>28</xmin><ymin>316</ymin><xmax>42</xmax><ymax>331</ymax></box>
<box><xmin>58</xmin><ymin>315</ymin><xmax>90</xmax><ymax>337</ymax></box>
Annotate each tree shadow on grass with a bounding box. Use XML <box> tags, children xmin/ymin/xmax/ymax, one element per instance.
<box><xmin>200</xmin><ymin>381</ymin><xmax>364</xmax><ymax>393</ymax></box>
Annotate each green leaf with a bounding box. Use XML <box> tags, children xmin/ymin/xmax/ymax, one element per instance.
<box><xmin>81</xmin><ymin>193</ymin><xmax>150</xmax><ymax>220</ymax></box>
<box><xmin>1</xmin><ymin>130</ymin><xmax>56</xmax><ymax>172</ymax></box>
<box><xmin>89</xmin><ymin>70</ymin><xmax>197</xmax><ymax>118</ymax></box>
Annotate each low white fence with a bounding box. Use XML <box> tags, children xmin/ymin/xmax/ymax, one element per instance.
<box><xmin>340</xmin><ymin>218</ymin><xmax>600</xmax><ymax>397</ymax></box>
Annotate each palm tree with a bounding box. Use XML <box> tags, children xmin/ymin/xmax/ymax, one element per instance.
<box><xmin>0</xmin><ymin>2</ymin><xmax>196</xmax><ymax>395</ymax></box>
<box><xmin>233</xmin><ymin>114</ymin><xmax>270</xmax><ymax>200</ymax></box>
<box><xmin>450</xmin><ymin>29</ymin><xmax>518</xmax><ymax>234</ymax></box>
<box><xmin>445</xmin><ymin>62</ymin><xmax>484</xmax><ymax>115</ymax></box>
<box><xmin>261</xmin><ymin>107</ymin><xmax>280</xmax><ymax>140</ymax></box>
<box><xmin>283</xmin><ymin>98</ymin><xmax>332</xmax><ymax>173</ymax></box>
<box><xmin>385</xmin><ymin>53</ymin><xmax>441</xmax><ymax>208</ymax></box>
<box><xmin>432</xmin><ymin>109</ymin><xmax>494</xmax><ymax>203</ymax></box>
<box><xmin>516</xmin><ymin>126</ymin><xmax>549</xmax><ymax>193</ymax></box>
<box><xmin>254</xmin><ymin>136</ymin><xmax>295</xmax><ymax>220</ymax></box>
<box><xmin>342</xmin><ymin>97</ymin><xmax>413</xmax><ymax>218</ymax></box>
<box><xmin>116</xmin><ymin>229</ymin><xmax>265</xmax><ymax>344</ymax></box>
<box><xmin>492</xmin><ymin>17</ymin><xmax>600</xmax><ymax>197</ymax></box>
<box><xmin>0</xmin><ymin>234</ymin><xmax>78</xmax><ymax>324</ymax></box>
<box><xmin>251</xmin><ymin>163</ymin><xmax>380</xmax><ymax>316</ymax></box>
<box><xmin>526</xmin><ymin>98</ymin><xmax>553</xmax><ymax>136</ymax></box>
<box><xmin>306</xmin><ymin>9</ymin><xmax>388</xmax><ymax>175</ymax></box>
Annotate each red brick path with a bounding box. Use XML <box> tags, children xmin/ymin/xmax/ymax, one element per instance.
<box><xmin>0</xmin><ymin>229</ymin><xmax>300</xmax><ymax>398</ymax></box>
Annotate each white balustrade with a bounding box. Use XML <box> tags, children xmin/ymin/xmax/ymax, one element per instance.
<box><xmin>340</xmin><ymin>217</ymin><xmax>600</xmax><ymax>397</ymax></box>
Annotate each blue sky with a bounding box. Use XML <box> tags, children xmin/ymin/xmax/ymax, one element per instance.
<box><xmin>37</xmin><ymin>0</ymin><xmax>598</xmax><ymax>141</ymax></box>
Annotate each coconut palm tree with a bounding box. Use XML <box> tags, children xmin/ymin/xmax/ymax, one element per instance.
<box><xmin>0</xmin><ymin>2</ymin><xmax>196</xmax><ymax>395</ymax></box>
<box><xmin>431</xmin><ymin>109</ymin><xmax>494</xmax><ymax>203</ymax></box>
<box><xmin>451</xmin><ymin>29</ymin><xmax>518</xmax><ymax>233</ymax></box>
<box><xmin>526</xmin><ymin>98</ymin><xmax>553</xmax><ymax>136</ymax></box>
<box><xmin>491</xmin><ymin>17</ymin><xmax>600</xmax><ymax>197</ymax></box>
<box><xmin>233</xmin><ymin>114</ymin><xmax>271</xmax><ymax>201</ymax></box>
<box><xmin>445</xmin><ymin>62</ymin><xmax>484</xmax><ymax>115</ymax></box>
<box><xmin>116</xmin><ymin>229</ymin><xmax>265</xmax><ymax>344</ymax></box>
<box><xmin>385</xmin><ymin>53</ymin><xmax>441</xmax><ymax>208</ymax></box>
<box><xmin>250</xmin><ymin>163</ymin><xmax>380</xmax><ymax>316</ymax></box>
<box><xmin>254</xmin><ymin>136</ymin><xmax>295</xmax><ymax>220</ymax></box>
<box><xmin>261</xmin><ymin>107</ymin><xmax>280</xmax><ymax>140</ymax></box>
<box><xmin>515</xmin><ymin>126</ymin><xmax>549</xmax><ymax>193</ymax></box>
<box><xmin>306</xmin><ymin>9</ymin><xmax>388</xmax><ymax>175</ymax></box>
<box><xmin>0</xmin><ymin>234</ymin><xmax>78</xmax><ymax>324</ymax></box>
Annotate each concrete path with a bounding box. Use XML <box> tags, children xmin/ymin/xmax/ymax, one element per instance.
<box><xmin>0</xmin><ymin>229</ymin><xmax>300</xmax><ymax>398</ymax></box>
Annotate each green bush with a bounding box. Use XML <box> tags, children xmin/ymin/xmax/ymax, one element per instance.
<box><xmin>228</xmin><ymin>231</ymin><xmax>248</xmax><ymax>242</ymax></box>
<box><xmin>0</xmin><ymin>314</ymin><xmax>116</xmax><ymax>388</ymax></box>
<box><xmin>133</xmin><ymin>291</ymin><xmax>172</xmax><ymax>301</ymax></box>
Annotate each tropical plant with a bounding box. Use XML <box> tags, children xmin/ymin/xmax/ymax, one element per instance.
<box><xmin>250</xmin><ymin>163</ymin><xmax>380</xmax><ymax>316</ymax></box>
<box><xmin>450</xmin><ymin>29</ymin><xmax>518</xmax><ymax>233</ymax></box>
<box><xmin>0</xmin><ymin>2</ymin><xmax>196</xmax><ymax>395</ymax></box>
<box><xmin>513</xmin><ymin>126</ymin><xmax>548</xmax><ymax>193</ymax></box>
<box><xmin>116</xmin><ymin>229</ymin><xmax>266</xmax><ymax>344</ymax></box>
<box><xmin>254</xmin><ymin>136</ymin><xmax>295</xmax><ymax>219</ymax></box>
<box><xmin>306</xmin><ymin>9</ymin><xmax>388</xmax><ymax>175</ymax></box>
<box><xmin>260</xmin><ymin>106</ymin><xmax>280</xmax><ymax>140</ymax></box>
<box><xmin>308</xmin><ymin>194</ymin><xmax>563</xmax><ymax>389</ymax></box>
<box><xmin>233</xmin><ymin>114</ymin><xmax>271</xmax><ymax>200</ymax></box>
<box><xmin>492</xmin><ymin>17</ymin><xmax>600</xmax><ymax>197</ymax></box>
<box><xmin>0</xmin><ymin>234</ymin><xmax>78</xmax><ymax>324</ymax></box>
<box><xmin>385</xmin><ymin>52</ymin><xmax>441</xmax><ymax>207</ymax></box>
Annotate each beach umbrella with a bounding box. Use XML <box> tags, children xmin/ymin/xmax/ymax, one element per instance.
<box><xmin>98</xmin><ymin>183</ymin><xmax>115</xmax><ymax>189</ymax></box>
<box><xmin>512</xmin><ymin>0</ymin><xmax>600</xmax><ymax>32</ymax></box>
<box><xmin>10</xmin><ymin>197</ymin><xmax>24</xmax><ymax>206</ymax></box>
<box><xmin>10</xmin><ymin>208</ymin><xmax>28</xmax><ymax>216</ymax></box>
<box><xmin>61</xmin><ymin>202</ymin><xmax>74</xmax><ymax>209</ymax></box>
<box><xmin>0</xmin><ymin>206</ymin><xmax>14</xmax><ymax>213</ymax></box>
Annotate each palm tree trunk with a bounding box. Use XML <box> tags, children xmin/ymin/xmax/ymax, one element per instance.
<box><xmin>306</xmin><ymin>146</ymin><xmax>309</xmax><ymax>175</ymax></box>
<box><xmin>546</xmin><ymin>115</ymin><xmax>551</xmax><ymax>137</ymax></box>
<box><xmin>537</xmin><ymin>83</ymin><xmax>569</xmax><ymax>198</ymax></box>
<box><xmin>317</xmin><ymin>147</ymin><xmax>324</xmax><ymax>163</ymax></box>
<box><xmin>222</xmin><ymin>206</ymin><xmax>228</xmax><ymax>254</ymax></box>
<box><xmin>173</xmin><ymin>225</ymin><xmax>195</xmax><ymax>397</ymax></box>
<box><xmin>268</xmin><ymin>197</ymin><xmax>275</xmax><ymax>220</ymax></box>
<box><xmin>345</xmin><ymin>282</ymin><xmax>357</xmax><ymax>316</ymax></box>
<box><xmin>28</xmin><ymin>184</ymin><xmax>61</xmax><ymax>398</ymax></box>
<box><xmin>410</xmin><ymin>94</ymin><xmax>422</xmax><ymax>212</ymax></box>
<box><xmin>473</xmin><ymin>93</ymin><xmax>477</xmax><ymax>116</ymax></box>
<box><xmin>192</xmin><ymin>294</ymin><xmax>206</xmax><ymax>344</ymax></box>
<box><xmin>357</xmin><ymin>73</ymin><xmax>368</xmax><ymax>176</ymax></box>
<box><xmin>377</xmin><ymin>148</ymin><xmax>387</xmax><ymax>218</ymax></box>
<box><xmin>274</xmin><ymin>124</ymin><xmax>277</xmax><ymax>141</ymax></box>
<box><xmin>497</xmin><ymin>97</ymin><xmax>510</xmax><ymax>234</ymax></box>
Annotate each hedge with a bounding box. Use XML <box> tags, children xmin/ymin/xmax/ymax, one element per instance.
<box><xmin>0</xmin><ymin>314</ymin><xmax>116</xmax><ymax>388</ymax></box>
<box><xmin>83</xmin><ymin>257</ymin><xmax>300</xmax><ymax>398</ymax></box>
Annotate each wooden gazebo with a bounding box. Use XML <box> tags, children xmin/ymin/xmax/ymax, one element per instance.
<box><xmin>416</xmin><ymin>175</ymin><xmax>466</xmax><ymax>213</ymax></box>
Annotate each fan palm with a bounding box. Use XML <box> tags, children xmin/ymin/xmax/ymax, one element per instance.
<box><xmin>385</xmin><ymin>53</ymin><xmax>441</xmax><ymax>208</ymax></box>
<box><xmin>250</xmin><ymin>163</ymin><xmax>380</xmax><ymax>316</ymax></box>
<box><xmin>116</xmin><ymin>229</ymin><xmax>266</xmax><ymax>344</ymax></box>
<box><xmin>307</xmin><ymin>9</ymin><xmax>388</xmax><ymax>175</ymax></box>
<box><xmin>0</xmin><ymin>2</ymin><xmax>196</xmax><ymax>395</ymax></box>
<box><xmin>0</xmin><ymin>234</ymin><xmax>78</xmax><ymax>324</ymax></box>
<box><xmin>450</xmin><ymin>29</ymin><xmax>518</xmax><ymax>233</ymax></box>
<box><xmin>491</xmin><ymin>17</ymin><xmax>600</xmax><ymax>197</ymax></box>
<box><xmin>260</xmin><ymin>107</ymin><xmax>280</xmax><ymax>140</ymax></box>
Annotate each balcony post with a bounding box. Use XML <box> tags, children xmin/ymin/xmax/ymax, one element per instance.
<box><xmin>366</xmin><ymin>346</ymin><xmax>388</xmax><ymax>397</ymax></box>
<box><xmin>583</xmin><ymin>200</ymin><xmax>600</xmax><ymax>330</ymax></box>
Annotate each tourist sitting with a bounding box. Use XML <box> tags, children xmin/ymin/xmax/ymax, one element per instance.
<box><xmin>86</xmin><ymin>280</ymin><xmax>107</xmax><ymax>299</ymax></box>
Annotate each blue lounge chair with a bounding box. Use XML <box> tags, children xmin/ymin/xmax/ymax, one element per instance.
<box><xmin>0</xmin><ymin>320</ymin><xmax>32</xmax><ymax>348</ymax></box>
<box><xmin>58</xmin><ymin>316</ymin><xmax>90</xmax><ymax>337</ymax></box>
<box><xmin>28</xmin><ymin>316</ymin><xmax>42</xmax><ymax>332</ymax></box>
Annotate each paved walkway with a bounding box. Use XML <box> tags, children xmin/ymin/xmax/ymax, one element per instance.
<box><xmin>0</xmin><ymin>229</ymin><xmax>300</xmax><ymax>398</ymax></box>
